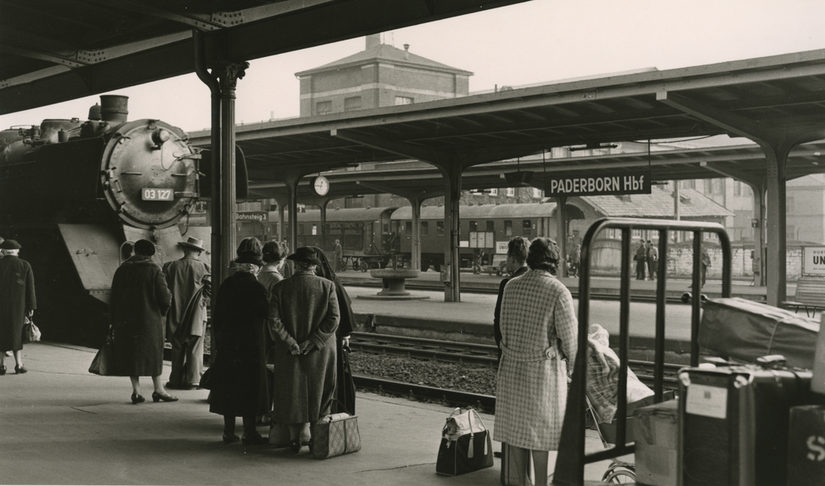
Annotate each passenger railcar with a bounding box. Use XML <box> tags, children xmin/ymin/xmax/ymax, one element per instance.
<box><xmin>289</xmin><ymin>206</ymin><xmax>397</xmax><ymax>255</ymax></box>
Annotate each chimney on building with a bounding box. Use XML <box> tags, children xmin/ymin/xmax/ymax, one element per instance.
<box><xmin>403</xmin><ymin>43</ymin><xmax>410</xmax><ymax>59</ymax></box>
<box><xmin>366</xmin><ymin>34</ymin><xmax>381</xmax><ymax>50</ymax></box>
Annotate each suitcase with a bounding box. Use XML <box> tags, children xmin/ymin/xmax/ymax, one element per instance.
<box><xmin>500</xmin><ymin>442</ymin><xmax>532</xmax><ymax>486</ymax></box>
<box><xmin>680</xmin><ymin>365</ymin><xmax>813</xmax><ymax>486</ymax></box>
<box><xmin>310</xmin><ymin>413</ymin><xmax>361</xmax><ymax>459</ymax></box>
<box><xmin>632</xmin><ymin>399</ymin><xmax>680</xmax><ymax>486</ymax></box>
<box><xmin>787</xmin><ymin>405</ymin><xmax>825</xmax><ymax>486</ymax></box>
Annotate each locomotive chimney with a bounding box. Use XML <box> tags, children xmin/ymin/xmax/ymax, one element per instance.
<box><xmin>100</xmin><ymin>95</ymin><xmax>129</xmax><ymax>123</ymax></box>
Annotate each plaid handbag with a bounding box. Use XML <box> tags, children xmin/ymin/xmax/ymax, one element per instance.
<box><xmin>310</xmin><ymin>413</ymin><xmax>361</xmax><ymax>459</ymax></box>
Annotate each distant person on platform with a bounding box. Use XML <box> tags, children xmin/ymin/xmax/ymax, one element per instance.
<box><xmin>279</xmin><ymin>239</ymin><xmax>294</xmax><ymax>279</ymax></box>
<box><xmin>645</xmin><ymin>240</ymin><xmax>658</xmax><ymax>281</ymax></box>
<box><xmin>700</xmin><ymin>247</ymin><xmax>711</xmax><ymax>288</ymax></box>
<box><xmin>634</xmin><ymin>240</ymin><xmax>647</xmax><ymax>280</ymax></box>
<box><xmin>208</xmin><ymin>240</ymin><xmax>270</xmax><ymax>445</ymax></box>
<box><xmin>333</xmin><ymin>239</ymin><xmax>345</xmax><ymax>273</ymax></box>
<box><xmin>269</xmin><ymin>247</ymin><xmax>340</xmax><ymax>453</ymax></box>
<box><xmin>0</xmin><ymin>239</ymin><xmax>37</xmax><ymax>375</ymax></box>
<box><xmin>163</xmin><ymin>236</ymin><xmax>211</xmax><ymax>390</ymax></box>
<box><xmin>494</xmin><ymin>237</ymin><xmax>578</xmax><ymax>486</ymax></box>
<box><xmin>109</xmin><ymin>239</ymin><xmax>177</xmax><ymax>404</ymax></box>
<box><xmin>751</xmin><ymin>249</ymin><xmax>761</xmax><ymax>286</ymax></box>
<box><xmin>493</xmin><ymin>236</ymin><xmax>530</xmax><ymax>361</ymax></box>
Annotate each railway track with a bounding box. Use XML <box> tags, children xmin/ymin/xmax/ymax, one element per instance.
<box><xmin>350</xmin><ymin>331</ymin><xmax>682</xmax><ymax>391</ymax></box>
<box><xmin>352</xmin><ymin>374</ymin><xmax>496</xmax><ymax>413</ymax></box>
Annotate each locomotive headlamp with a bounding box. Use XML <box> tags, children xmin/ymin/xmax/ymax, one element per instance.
<box><xmin>151</xmin><ymin>128</ymin><xmax>170</xmax><ymax>147</ymax></box>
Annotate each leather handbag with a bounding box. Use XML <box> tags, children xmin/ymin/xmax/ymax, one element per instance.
<box><xmin>310</xmin><ymin>413</ymin><xmax>361</xmax><ymax>459</ymax></box>
<box><xmin>436</xmin><ymin>407</ymin><xmax>493</xmax><ymax>476</ymax></box>
<box><xmin>88</xmin><ymin>326</ymin><xmax>119</xmax><ymax>376</ymax></box>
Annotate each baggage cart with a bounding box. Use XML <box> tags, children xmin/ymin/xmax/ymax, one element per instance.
<box><xmin>552</xmin><ymin>217</ymin><xmax>732</xmax><ymax>485</ymax></box>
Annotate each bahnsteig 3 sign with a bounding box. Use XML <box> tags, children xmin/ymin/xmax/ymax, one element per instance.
<box><xmin>544</xmin><ymin>169</ymin><xmax>651</xmax><ymax>197</ymax></box>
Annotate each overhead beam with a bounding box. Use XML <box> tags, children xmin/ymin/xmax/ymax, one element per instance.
<box><xmin>331</xmin><ymin>128</ymin><xmax>441</xmax><ymax>162</ymax></box>
<box><xmin>656</xmin><ymin>91</ymin><xmax>767</xmax><ymax>142</ymax></box>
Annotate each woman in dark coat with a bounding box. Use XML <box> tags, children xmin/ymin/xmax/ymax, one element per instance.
<box><xmin>313</xmin><ymin>247</ymin><xmax>356</xmax><ymax>415</ymax></box>
<box><xmin>109</xmin><ymin>239</ymin><xmax>176</xmax><ymax>404</ymax></box>
<box><xmin>0</xmin><ymin>239</ymin><xmax>36</xmax><ymax>375</ymax></box>
<box><xmin>208</xmin><ymin>245</ymin><xmax>270</xmax><ymax>445</ymax></box>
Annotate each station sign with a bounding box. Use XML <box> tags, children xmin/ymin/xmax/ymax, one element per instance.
<box><xmin>545</xmin><ymin>169</ymin><xmax>651</xmax><ymax>197</ymax></box>
<box><xmin>803</xmin><ymin>247</ymin><xmax>825</xmax><ymax>276</ymax></box>
<box><xmin>237</xmin><ymin>211</ymin><xmax>268</xmax><ymax>222</ymax></box>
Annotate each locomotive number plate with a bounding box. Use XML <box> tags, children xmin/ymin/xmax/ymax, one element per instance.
<box><xmin>141</xmin><ymin>188</ymin><xmax>174</xmax><ymax>201</ymax></box>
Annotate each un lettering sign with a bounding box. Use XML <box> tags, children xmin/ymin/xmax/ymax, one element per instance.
<box><xmin>803</xmin><ymin>247</ymin><xmax>825</xmax><ymax>276</ymax></box>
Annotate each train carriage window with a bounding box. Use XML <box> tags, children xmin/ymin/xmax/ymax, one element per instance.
<box><xmin>486</xmin><ymin>221</ymin><xmax>495</xmax><ymax>232</ymax></box>
<box><xmin>436</xmin><ymin>221</ymin><xmax>445</xmax><ymax>236</ymax></box>
<box><xmin>522</xmin><ymin>219</ymin><xmax>533</xmax><ymax>237</ymax></box>
<box><xmin>404</xmin><ymin>222</ymin><xmax>412</xmax><ymax>233</ymax></box>
<box><xmin>469</xmin><ymin>221</ymin><xmax>479</xmax><ymax>232</ymax></box>
<box><xmin>421</xmin><ymin>221</ymin><xmax>429</xmax><ymax>236</ymax></box>
<box><xmin>505</xmin><ymin>220</ymin><xmax>513</xmax><ymax>237</ymax></box>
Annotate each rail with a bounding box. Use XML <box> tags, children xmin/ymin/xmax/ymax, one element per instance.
<box><xmin>553</xmin><ymin>217</ymin><xmax>731</xmax><ymax>486</ymax></box>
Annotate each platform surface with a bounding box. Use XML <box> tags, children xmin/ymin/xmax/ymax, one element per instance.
<box><xmin>1</xmin><ymin>342</ymin><xmax>620</xmax><ymax>485</ymax></box>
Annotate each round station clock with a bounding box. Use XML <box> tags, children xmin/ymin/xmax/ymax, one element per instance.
<box><xmin>313</xmin><ymin>175</ymin><xmax>330</xmax><ymax>196</ymax></box>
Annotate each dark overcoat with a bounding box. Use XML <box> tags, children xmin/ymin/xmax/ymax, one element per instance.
<box><xmin>109</xmin><ymin>255</ymin><xmax>172</xmax><ymax>376</ymax></box>
<box><xmin>0</xmin><ymin>255</ymin><xmax>37</xmax><ymax>352</ymax></box>
<box><xmin>208</xmin><ymin>271</ymin><xmax>270</xmax><ymax>417</ymax></box>
<box><xmin>332</xmin><ymin>281</ymin><xmax>356</xmax><ymax>414</ymax></box>
<box><xmin>269</xmin><ymin>270</ymin><xmax>339</xmax><ymax>424</ymax></box>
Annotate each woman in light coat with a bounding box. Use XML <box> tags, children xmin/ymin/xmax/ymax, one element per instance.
<box><xmin>269</xmin><ymin>247</ymin><xmax>339</xmax><ymax>453</ymax></box>
<box><xmin>494</xmin><ymin>237</ymin><xmax>578</xmax><ymax>486</ymax></box>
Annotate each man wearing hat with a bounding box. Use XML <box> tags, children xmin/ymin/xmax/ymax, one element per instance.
<box><xmin>163</xmin><ymin>236</ymin><xmax>211</xmax><ymax>390</ymax></box>
<box><xmin>269</xmin><ymin>246</ymin><xmax>340</xmax><ymax>452</ymax></box>
<box><xmin>0</xmin><ymin>239</ymin><xmax>37</xmax><ymax>375</ymax></box>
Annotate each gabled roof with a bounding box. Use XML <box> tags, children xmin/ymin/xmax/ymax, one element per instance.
<box><xmin>577</xmin><ymin>187</ymin><xmax>734</xmax><ymax>218</ymax></box>
<box><xmin>296</xmin><ymin>43</ymin><xmax>473</xmax><ymax>77</ymax></box>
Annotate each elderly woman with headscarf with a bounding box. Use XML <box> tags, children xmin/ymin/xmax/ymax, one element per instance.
<box><xmin>208</xmin><ymin>238</ymin><xmax>270</xmax><ymax>445</ymax></box>
<box><xmin>312</xmin><ymin>246</ymin><xmax>356</xmax><ymax>415</ymax></box>
<box><xmin>494</xmin><ymin>237</ymin><xmax>578</xmax><ymax>486</ymax></box>
<box><xmin>269</xmin><ymin>246</ymin><xmax>339</xmax><ymax>453</ymax></box>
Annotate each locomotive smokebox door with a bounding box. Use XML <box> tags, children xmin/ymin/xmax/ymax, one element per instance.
<box><xmin>100</xmin><ymin>119</ymin><xmax>199</xmax><ymax>229</ymax></box>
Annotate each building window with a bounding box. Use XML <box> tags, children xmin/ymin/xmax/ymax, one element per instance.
<box><xmin>316</xmin><ymin>101</ymin><xmax>332</xmax><ymax>115</ymax></box>
<box><xmin>506</xmin><ymin>187</ymin><xmax>515</xmax><ymax>197</ymax></box>
<box><xmin>405</xmin><ymin>221</ymin><xmax>412</xmax><ymax>233</ymax></box>
<box><xmin>421</xmin><ymin>221</ymin><xmax>429</xmax><ymax>236</ymax></box>
<box><xmin>344</xmin><ymin>96</ymin><xmax>362</xmax><ymax>111</ymax></box>
<box><xmin>712</xmin><ymin>179</ymin><xmax>723</xmax><ymax>194</ymax></box>
<box><xmin>487</xmin><ymin>188</ymin><xmax>498</xmax><ymax>196</ymax></box>
<box><xmin>504</xmin><ymin>220</ymin><xmax>513</xmax><ymax>237</ymax></box>
<box><xmin>436</xmin><ymin>221</ymin><xmax>445</xmax><ymax>235</ymax></box>
<box><xmin>395</xmin><ymin>96</ymin><xmax>414</xmax><ymax>105</ymax></box>
<box><xmin>532</xmin><ymin>187</ymin><xmax>543</xmax><ymax>198</ymax></box>
<box><xmin>734</xmin><ymin>181</ymin><xmax>742</xmax><ymax>196</ymax></box>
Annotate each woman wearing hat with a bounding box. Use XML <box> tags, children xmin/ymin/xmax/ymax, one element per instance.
<box><xmin>269</xmin><ymin>246</ymin><xmax>340</xmax><ymax>453</ymax></box>
<box><xmin>494</xmin><ymin>237</ymin><xmax>578</xmax><ymax>486</ymax></box>
<box><xmin>109</xmin><ymin>239</ymin><xmax>177</xmax><ymax>403</ymax></box>
<box><xmin>0</xmin><ymin>239</ymin><xmax>36</xmax><ymax>375</ymax></box>
<box><xmin>208</xmin><ymin>237</ymin><xmax>270</xmax><ymax>445</ymax></box>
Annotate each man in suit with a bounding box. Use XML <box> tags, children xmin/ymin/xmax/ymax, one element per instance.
<box><xmin>163</xmin><ymin>237</ymin><xmax>210</xmax><ymax>390</ymax></box>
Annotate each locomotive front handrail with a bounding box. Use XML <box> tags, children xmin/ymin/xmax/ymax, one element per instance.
<box><xmin>552</xmin><ymin>217</ymin><xmax>731</xmax><ymax>485</ymax></box>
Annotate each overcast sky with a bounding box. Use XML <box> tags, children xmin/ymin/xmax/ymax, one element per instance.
<box><xmin>2</xmin><ymin>0</ymin><xmax>825</xmax><ymax>132</ymax></box>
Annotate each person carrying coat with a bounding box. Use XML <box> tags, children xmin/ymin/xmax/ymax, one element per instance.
<box><xmin>269</xmin><ymin>246</ymin><xmax>340</xmax><ymax>453</ymax></box>
<box><xmin>163</xmin><ymin>237</ymin><xmax>210</xmax><ymax>390</ymax></box>
<box><xmin>109</xmin><ymin>239</ymin><xmax>176</xmax><ymax>404</ymax></box>
<box><xmin>0</xmin><ymin>239</ymin><xmax>36</xmax><ymax>375</ymax></box>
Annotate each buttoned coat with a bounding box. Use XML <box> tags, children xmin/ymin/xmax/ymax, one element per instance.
<box><xmin>0</xmin><ymin>255</ymin><xmax>37</xmax><ymax>352</ymax></box>
<box><xmin>269</xmin><ymin>270</ymin><xmax>339</xmax><ymax>423</ymax></box>
<box><xmin>163</xmin><ymin>256</ymin><xmax>210</xmax><ymax>337</ymax></box>
<box><xmin>493</xmin><ymin>269</ymin><xmax>578</xmax><ymax>451</ymax></box>
<box><xmin>109</xmin><ymin>255</ymin><xmax>172</xmax><ymax>376</ymax></box>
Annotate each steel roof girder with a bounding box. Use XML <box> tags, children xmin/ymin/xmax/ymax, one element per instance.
<box><xmin>656</xmin><ymin>90</ymin><xmax>769</xmax><ymax>143</ymax></box>
<box><xmin>330</xmin><ymin>128</ymin><xmax>441</xmax><ymax>163</ymax></box>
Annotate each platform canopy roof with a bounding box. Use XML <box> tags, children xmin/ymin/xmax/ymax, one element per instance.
<box><xmin>0</xmin><ymin>0</ymin><xmax>528</xmax><ymax>114</ymax></box>
<box><xmin>185</xmin><ymin>49</ymin><xmax>825</xmax><ymax>203</ymax></box>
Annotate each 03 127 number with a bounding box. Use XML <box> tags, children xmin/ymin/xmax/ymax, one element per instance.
<box><xmin>141</xmin><ymin>188</ymin><xmax>174</xmax><ymax>201</ymax></box>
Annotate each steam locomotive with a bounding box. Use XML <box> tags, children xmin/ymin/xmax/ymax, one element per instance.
<box><xmin>0</xmin><ymin>95</ymin><xmax>209</xmax><ymax>346</ymax></box>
